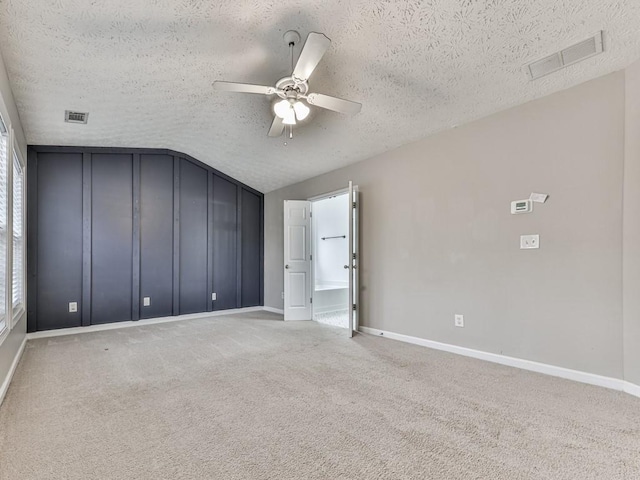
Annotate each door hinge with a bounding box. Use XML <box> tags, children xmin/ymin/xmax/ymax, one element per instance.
<box><xmin>352</xmin><ymin>253</ymin><xmax>356</xmax><ymax>260</ymax></box>
<box><xmin>353</xmin><ymin>202</ymin><xmax>356</xmax><ymax>208</ymax></box>
<box><xmin>352</xmin><ymin>303</ymin><xmax>357</xmax><ymax>311</ymax></box>
<box><xmin>310</xmin><ymin>297</ymin><xmax>313</xmax><ymax>304</ymax></box>
<box><xmin>309</xmin><ymin>211</ymin><xmax>312</xmax><ymax>217</ymax></box>
<box><xmin>310</xmin><ymin>254</ymin><xmax>313</xmax><ymax>260</ymax></box>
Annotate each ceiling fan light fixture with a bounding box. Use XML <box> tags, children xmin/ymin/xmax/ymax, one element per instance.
<box><xmin>282</xmin><ymin>108</ymin><xmax>297</xmax><ymax>125</ymax></box>
<box><xmin>274</xmin><ymin>98</ymin><xmax>292</xmax><ymax>119</ymax></box>
<box><xmin>293</xmin><ymin>100</ymin><xmax>310</xmax><ymax>121</ymax></box>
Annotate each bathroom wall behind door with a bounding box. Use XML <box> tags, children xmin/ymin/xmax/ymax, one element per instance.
<box><xmin>313</xmin><ymin>194</ymin><xmax>349</xmax><ymax>288</ymax></box>
<box><xmin>312</xmin><ymin>193</ymin><xmax>349</xmax><ymax>325</ymax></box>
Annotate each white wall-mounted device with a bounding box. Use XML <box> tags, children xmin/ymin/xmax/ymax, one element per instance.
<box><xmin>520</xmin><ymin>234</ymin><xmax>540</xmax><ymax>249</ymax></box>
<box><xmin>530</xmin><ymin>192</ymin><xmax>549</xmax><ymax>203</ymax></box>
<box><xmin>511</xmin><ymin>199</ymin><xmax>533</xmax><ymax>214</ymax></box>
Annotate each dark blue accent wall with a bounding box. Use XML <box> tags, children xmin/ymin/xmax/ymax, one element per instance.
<box><xmin>91</xmin><ymin>153</ymin><xmax>134</xmax><ymax>325</ymax></box>
<box><xmin>140</xmin><ymin>154</ymin><xmax>174</xmax><ymax>320</ymax></box>
<box><xmin>179</xmin><ymin>160</ymin><xmax>209</xmax><ymax>315</ymax></box>
<box><xmin>241</xmin><ymin>189</ymin><xmax>262</xmax><ymax>307</ymax></box>
<box><xmin>34</xmin><ymin>152</ymin><xmax>84</xmax><ymax>331</ymax></box>
<box><xmin>27</xmin><ymin>146</ymin><xmax>264</xmax><ymax>332</ymax></box>
<box><xmin>212</xmin><ymin>175</ymin><xmax>238</xmax><ymax>311</ymax></box>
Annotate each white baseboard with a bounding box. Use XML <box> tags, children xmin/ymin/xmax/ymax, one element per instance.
<box><xmin>623</xmin><ymin>381</ymin><xmax>640</xmax><ymax>399</ymax></box>
<box><xmin>27</xmin><ymin>306</ymin><xmax>267</xmax><ymax>340</ymax></box>
<box><xmin>14</xmin><ymin>312</ymin><xmax>639</xmax><ymax>401</ymax></box>
<box><xmin>0</xmin><ymin>335</ymin><xmax>27</xmax><ymax>407</ymax></box>
<box><xmin>263</xmin><ymin>306</ymin><xmax>284</xmax><ymax>315</ymax></box>
<box><xmin>359</xmin><ymin>326</ymin><xmax>631</xmax><ymax>393</ymax></box>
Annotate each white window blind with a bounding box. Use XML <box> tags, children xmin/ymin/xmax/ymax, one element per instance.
<box><xmin>12</xmin><ymin>152</ymin><xmax>23</xmax><ymax>311</ymax></box>
<box><xmin>0</xmin><ymin>118</ymin><xmax>7</xmax><ymax>334</ymax></box>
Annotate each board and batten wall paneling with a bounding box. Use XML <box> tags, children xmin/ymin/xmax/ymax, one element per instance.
<box><xmin>27</xmin><ymin>147</ymin><xmax>264</xmax><ymax>332</ymax></box>
<box><xmin>241</xmin><ymin>189</ymin><xmax>262</xmax><ymax>307</ymax></box>
<box><xmin>212</xmin><ymin>175</ymin><xmax>238</xmax><ymax>310</ymax></box>
<box><xmin>35</xmin><ymin>153</ymin><xmax>84</xmax><ymax>331</ymax></box>
<box><xmin>140</xmin><ymin>154</ymin><xmax>174</xmax><ymax>319</ymax></box>
<box><xmin>91</xmin><ymin>153</ymin><xmax>134</xmax><ymax>325</ymax></box>
<box><xmin>179</xmin><ymin>159</ymin><xmax>209</xmax><ymax>315</ymax></box>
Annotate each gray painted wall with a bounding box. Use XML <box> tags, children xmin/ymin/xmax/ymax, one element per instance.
<box><xmin>266</xmin><ymin>72</ymin><xmax>626</xmax><ymax>379</ymax></box>
<box><xmin>0</xmin><ymin>48</ymin><xmax>26</xmax><ymax>394</ymax></box>
<box><xmin>624</xmin><ymin>59</ymin><xmax>640</xmax><ymax>386</ymax></box>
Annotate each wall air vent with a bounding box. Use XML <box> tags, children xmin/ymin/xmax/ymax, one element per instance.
<box><xmin>64</xmin><ymin>110</ymin><xmax>89</xmax><ymax>124</ymax></box>
<box><xmin>527</xmin><ymin>31</ymin><xmax>604</xmax><ymax>80</ymax></box>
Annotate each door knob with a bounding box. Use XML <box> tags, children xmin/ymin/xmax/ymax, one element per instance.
<box><xmin>344</xmin><ymin>265</ymin><xmax>349</xmax><ymax>269</ymax></box>
<box><xmin>285</xmin><ymin>265</ymin><xmax>289</xmax><ymax>269</ymax></box>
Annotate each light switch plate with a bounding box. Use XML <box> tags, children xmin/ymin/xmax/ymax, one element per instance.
<box><xmin>212</xmin><ymin>292</ymin><xmax>217</xmax><ymax>301</ymax></box>
<box><xmin>143</xmin><ymin>297</ymin><xmax>151</xmax><ymax>307</ymax></box>
<box><xmin>455</xmin><ymin>314</ymin><xmax>464</xmax><ymax>327</ymax></box>
<box><xmin>520</xmin><ymin>234</ymin><xmax>540</xmax><ymax>249</ymax></box>
<box><xmin>69</xmin><ymin>302</ymin><xmax>78</xmax><ymax>313</ymax></box>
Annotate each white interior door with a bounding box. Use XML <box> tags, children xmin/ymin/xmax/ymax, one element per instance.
<box><xmin>284</xmin><ymin>200</ymin><xmax>312</xmax><ymax>321</ymax></box>
<box><xmin>348</xmin><ymin>181</ymin><xmax>359</xmax><ymax>337</ymax></box>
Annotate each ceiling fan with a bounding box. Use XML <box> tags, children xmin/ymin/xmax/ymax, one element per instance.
<box><xmin>213</xmin><ymin>31</ymin><xmax>362</xmax><ymax>137</ymax></box>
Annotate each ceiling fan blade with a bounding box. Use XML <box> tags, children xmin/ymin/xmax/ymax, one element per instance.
<box><xmin>268</xmin><ymin>116</ymin><xmax>284</xmax><ymax>137</ymax></box>
<box><xmin>306</xmin><ymin>93</ymin><xmax>362</xmax><ymax>115</ymax></box>
<box><xmin>213</xmin><ymin>81</ymin><xmax>276</xmax><ymax>95</ymax></box>
<box><xmin>292</xmin><ymin>32</ymin><xmax>331</xmax><ymax>83</ymax></box>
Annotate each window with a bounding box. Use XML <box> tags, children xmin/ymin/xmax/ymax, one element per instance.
<box><xmin>0</xmin><ymin>113</ymin><xmax>25</xmax><ymax>341</ymax></box>
<box><xmin>12</xmin><ymin>152</ymin><xmax>23</xmax><ymax>312</ymax></box>
<box><xmin>0</xmin><ymin>116</ymin><xmax>7</xmax><ymax>334</ymax></box>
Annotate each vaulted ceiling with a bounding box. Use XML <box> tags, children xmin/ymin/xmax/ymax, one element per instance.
<box><xmin>1</xmin><ymin>1</ymin><xmax>639</xmax><ymax>192</ymax></box>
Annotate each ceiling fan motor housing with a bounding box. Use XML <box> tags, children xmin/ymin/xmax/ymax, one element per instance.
<box><xmin>275</xmin><ymin>77</ymin><xmax>309</xmax><ymax>97</ymax></box>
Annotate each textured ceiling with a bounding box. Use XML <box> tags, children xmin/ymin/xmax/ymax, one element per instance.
<box><xmin>1</xmin><ymin>1</ymin><xmax>640</xmax><ymax>192</ymax></box>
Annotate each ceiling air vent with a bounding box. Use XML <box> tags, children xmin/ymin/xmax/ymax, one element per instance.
<box><xmin>64</xmin><ymin>110</ymin><xmax>89</xmax><ymax>124</ymax></box>
<box><xmin>527</xmin><ymin>31</ymin><xmax>603</xmax><ymax>80</ymax></box>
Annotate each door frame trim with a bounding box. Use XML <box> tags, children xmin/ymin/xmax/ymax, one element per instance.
<box><xmin>307</xmin><ymin>187</ymin><xmax>350</xmax><ymax>202</ymax></box>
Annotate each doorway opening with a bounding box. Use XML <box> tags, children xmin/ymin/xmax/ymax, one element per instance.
<box><xmin>311</xmin><ymin>193</ymin><xmax>350</xmax><ymax>328</ymax></box>
<box><xmin>283</xmin><ymin>181</ymin><xmax>357</xmax><ymax>335</ymax></box>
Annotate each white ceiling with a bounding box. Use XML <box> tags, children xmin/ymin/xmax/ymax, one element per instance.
<box><xmin>1</xmin><ymin>1</ymin><xmax>640</xmax><ymax>192</ymax></box>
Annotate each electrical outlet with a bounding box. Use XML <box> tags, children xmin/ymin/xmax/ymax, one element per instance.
<box><xmin>211</xmin><ymin>292</ymin><xmax>217</xmax><ymax>301</ymax></box>
<box><xmin>520</xmin><ymin>234</ymin><xmax>540</xmax><ymax>249</ymax></box>
<box><xmin>143</xmin><ymin>297</ymin><xmax>151</xmax><ymax>307</ymax></box>
<box><xmin>454</xmin><ymin>314</ymin><xmax>464</xmax><ymax>327</ymax></box>
<box><xmin>69</xmin><ymin>302</ymin><xmax>78</xmax><ymax>313</ymax></box>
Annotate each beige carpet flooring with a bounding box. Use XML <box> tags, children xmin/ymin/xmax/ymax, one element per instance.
<box><xmin>1</xmin><ymin>311</ymin><xmax>639</xmax><ymax>479</ymax></box>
